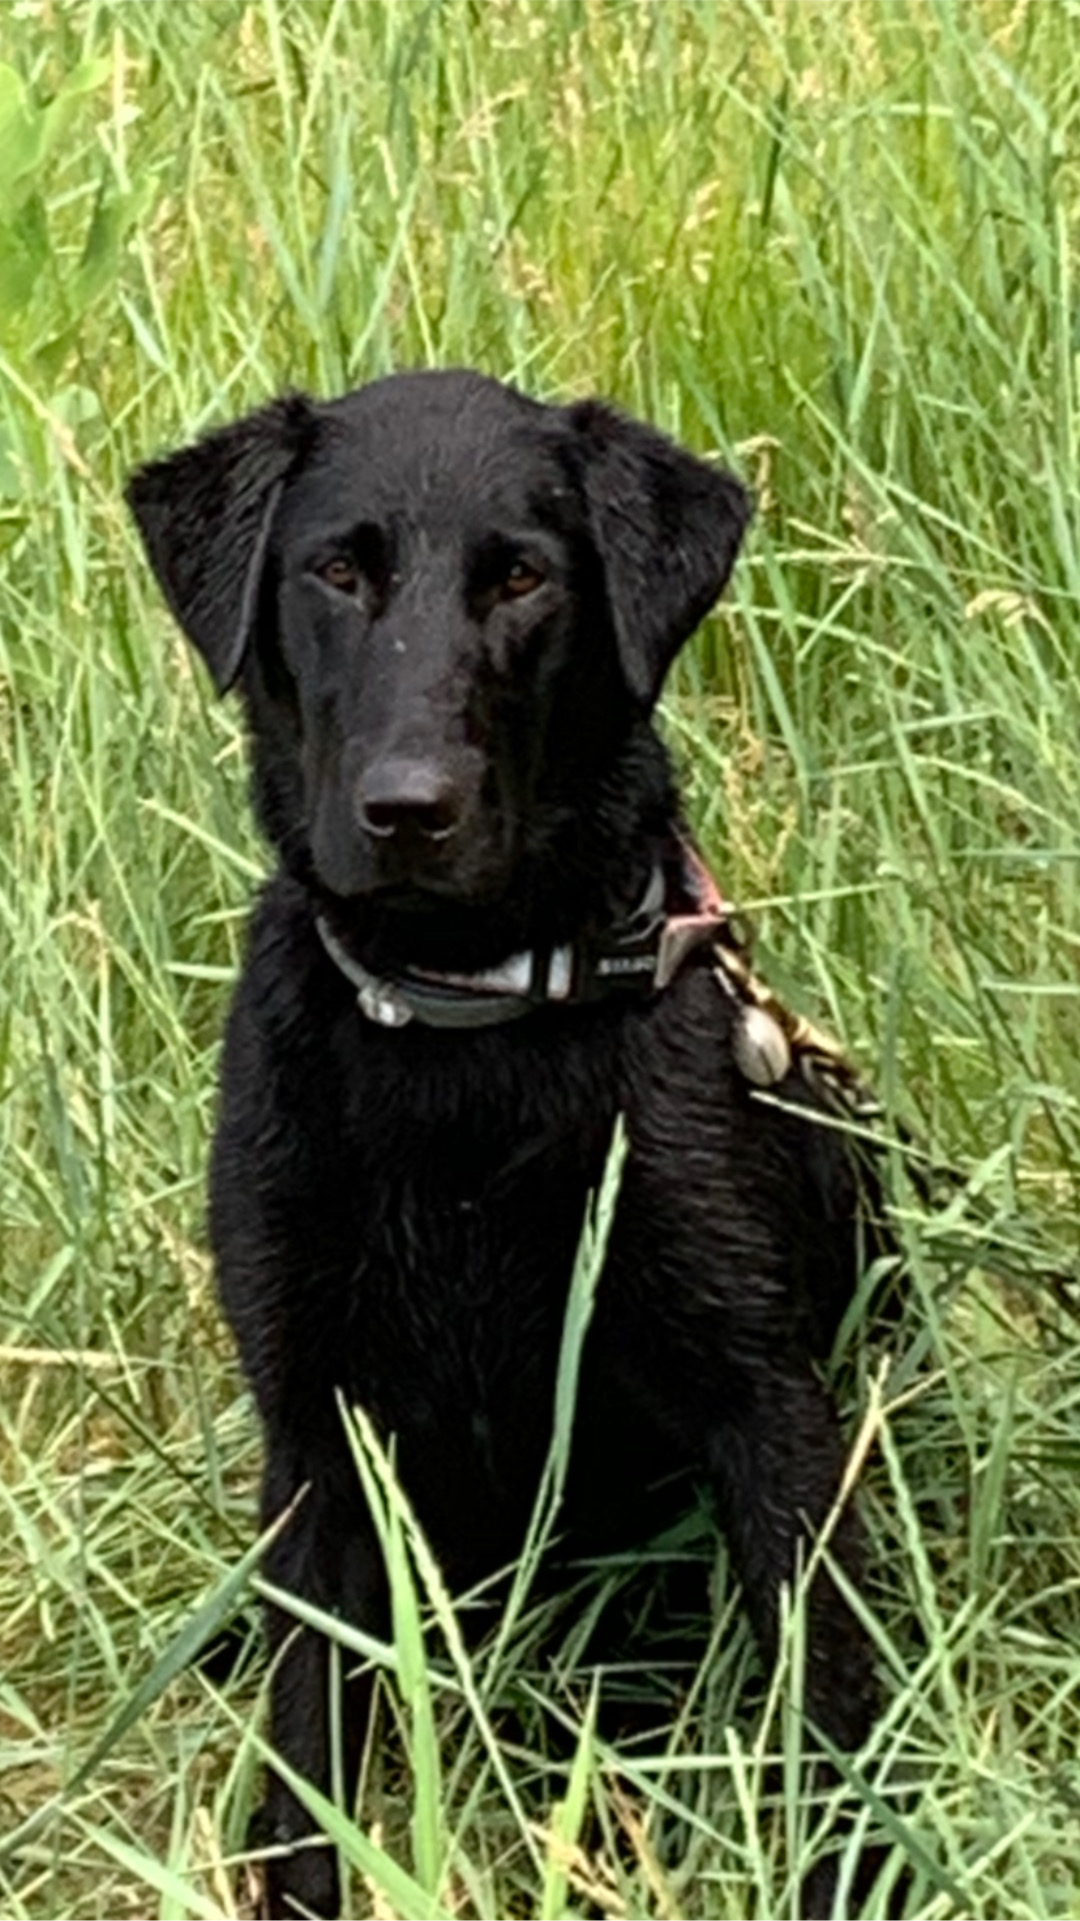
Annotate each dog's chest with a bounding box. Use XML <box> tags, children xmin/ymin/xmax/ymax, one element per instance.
<box><xmin>256</xmin><ymin>990</ymin><xmax>622</xmax><ymax>1390</ymax></box>
<box><xmin>344</xmin><ymin>1093</ymin><xmax>602</xmax><ymax>1393</ymax></box>
<box><xmin>315</xmin><ymin>1054</ymin><xmax>614</xmax><ymax>1567</ymax></box>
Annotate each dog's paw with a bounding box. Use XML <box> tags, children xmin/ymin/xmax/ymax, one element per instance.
<box><xmin>248</xmin><ymin>1804</ymin><xmax>341</xmax><ymax>1920</ymax></box>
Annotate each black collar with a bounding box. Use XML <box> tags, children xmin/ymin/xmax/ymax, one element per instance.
<box><xmin>315</xmin><ymin>841</ymin><xmax>727</xmax><ymax>1030</ymax></box>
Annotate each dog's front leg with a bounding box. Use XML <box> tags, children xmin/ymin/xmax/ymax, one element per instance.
<box><xmin>699</xmin><ymin>1361</ymin><xmax>877</xmax><ymax>1917</ymax></box>
<box><xmin>616</xmin><ymin>1311</ymin><xmax>876</xmax><ymax>1911</ymax></box>
<box><xmin>253</xmin><ymin>1433</ymin><xmax>386</xmax><ymax>1920</ymax></box>
<box><xmin>702</xmin><ymin>1363</ymin><xmax>874</xmax><ymax>1746</ymax></box>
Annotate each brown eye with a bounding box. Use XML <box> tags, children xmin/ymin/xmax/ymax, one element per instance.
<box><xmin>502</xmin><ymin>559</ymin><xmax>543</xmax><ymax>600</ymax></box>
<box><xmin>317</xmin><ymin>557</ymin><xmax>360</xmax><ymax>594</ymax></box>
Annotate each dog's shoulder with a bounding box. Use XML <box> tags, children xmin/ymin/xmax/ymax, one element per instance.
<box><xmin>619</xmin><ymin>961</ymin><xmax>873</xmax><ymax>1336</ymax></box>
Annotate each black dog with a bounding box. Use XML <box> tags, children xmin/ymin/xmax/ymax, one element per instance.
<box><xmin>129</xmin><ymin>371</ymin><xmax>879</xmax><ymax>1917</ymax></box>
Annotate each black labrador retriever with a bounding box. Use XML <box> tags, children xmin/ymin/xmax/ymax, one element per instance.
<box><xmin>128</xmin><ymin>371</ymin><xmax>880</xmax><ymax>1917</ymax></box>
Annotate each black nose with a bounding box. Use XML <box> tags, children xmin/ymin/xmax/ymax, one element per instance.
<box><xmin>356</xmin><ymin>759</ymin><xmax>463</xmax><ymax>841</ymax></box>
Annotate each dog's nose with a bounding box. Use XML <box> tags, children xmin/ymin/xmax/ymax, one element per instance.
<box><xmin>356</xmin><ymin>759</ymin><xmax>463</xmax><ymax>841</ymax></box>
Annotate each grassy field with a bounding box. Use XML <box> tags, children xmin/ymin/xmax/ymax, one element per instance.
<box><xmin>2</xmin><ymin>1</ymin><xmax>1079</xmax><ymax>1914</ymax></box>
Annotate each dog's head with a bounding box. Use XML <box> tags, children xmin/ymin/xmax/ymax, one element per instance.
<box><xmin>128</xmin><ymin>371</ymin><xmax>750</xmax><ymax>911</ymax></box>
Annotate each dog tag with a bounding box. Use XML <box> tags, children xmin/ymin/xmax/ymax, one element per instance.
<box><xmin>732</xmin><ymin>1004</ymin><xmax>791</xmax><ymax>1087</ymax></box>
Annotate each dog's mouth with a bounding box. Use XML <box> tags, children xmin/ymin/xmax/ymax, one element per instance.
<box><xmin>339</xmin><ymin>865</ymin><xmax>510</xmax><ymax>912</ymax></box>
<box><xmin>304</xmin><ymin>816</ymin><xmax>517</xmax><ymax>921</ymax></box>
<box><xmin>360</xmin><ymin>881</ymin><xmax>474</xmax><ymax>914</ymax></box>
<box><xmin>313</xmin><ymin>863</ymin><xmax>521</xmax><ymax>966</ymax></box>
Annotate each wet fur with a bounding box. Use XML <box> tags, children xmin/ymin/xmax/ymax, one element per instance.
<box><xmin>128</xmin><ymin>371</ymin><xmax>878</xmax><ymax>1917</ymax></box>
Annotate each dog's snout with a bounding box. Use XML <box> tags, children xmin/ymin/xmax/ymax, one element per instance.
<box><xmin>356</xmin><ymin>759</ymin><xmax>463</xmax><ymax>842</ymax></box>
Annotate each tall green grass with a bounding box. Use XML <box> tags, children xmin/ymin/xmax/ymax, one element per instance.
<box><xmin>1</xmin><ymin>2</ymin><xmax>1078</xmax><ymax>1915</ymax></box>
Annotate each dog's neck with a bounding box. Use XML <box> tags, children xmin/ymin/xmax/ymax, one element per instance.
<box><xmin>314</xmin><ymin>833</ymin><xmax>725</xmax><ymax>1031</ymax></box>
<box><xmin>314</xmin><ymin>829</ymin><xmax>669</xmax><ymax>980</ymax></box>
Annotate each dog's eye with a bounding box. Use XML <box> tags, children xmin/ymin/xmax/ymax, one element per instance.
<box><xmin>501</xmin><ymin>559</ymin><xmax>543</xmax><ymax>600</ymax></box>
<box><xmin>316</xmin><ymin>557</ymin><xmax>361</xmax><ymax>595</ymax></box>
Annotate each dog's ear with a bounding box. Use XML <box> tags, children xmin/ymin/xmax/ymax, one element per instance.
<box><xmin>125</xmin><ymin>395</ymin><xmax>316</xmax><ymax>693</ymax></box>
<box><xmin>569</xmin><ymin>401</ymin><xmax>752</xmax><ymax>710</ymax></box>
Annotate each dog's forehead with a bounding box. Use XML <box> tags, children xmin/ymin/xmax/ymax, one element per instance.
<box><xmin>284</xmin><ymin>372</ymin><xmax>573</xmax><ymax>539</ymax></box>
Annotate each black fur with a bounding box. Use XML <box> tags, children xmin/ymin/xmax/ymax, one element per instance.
<box><xmin>128</xmin><ymin>370</ymin><xmax>878</xmax><ymax>1918</ymax></box>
